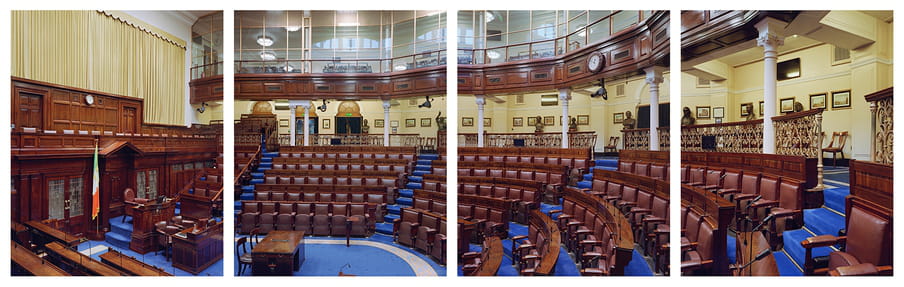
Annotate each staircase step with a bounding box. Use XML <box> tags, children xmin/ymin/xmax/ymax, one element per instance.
<box><xmin>576</xmin><ymin>180</ymin><xmax>592</xmax><ymax>189</ymax></box>
<box><xmin>823</xmin><ymin>187</ymin><xmax>850</xmax><ymax>215</ymax></box>
<box><xmin>416</xmin><ymin>159</ymin><xmax>433</xmax><ymax>166</ymax></box>
<box><xmin>414</xmin><ymin>165</ymin><xmax>432</xmax><ymax>171</ymax></box>
<box><xmin>804</xmin><ymin>208</ymin><xmax>846</xmax><ymax>236</ymax></box>
<box><xmin>375</xmin><ymin>222</ymin><xmax>394</xmax><ymax>235</ymax></box>
<box><xmin>594</xmin><ymin>159</ymin><xmax>619</xmax><ymax>168</ymax></box>
<box><xmin>592</xmin><ymin>166</ymin><xmax>618</xmax><ymax>172</ymax></box>
<box><xmin>249</xmin><ymin>179</ymin><xmax>264</xmax><ymax>185</ymax></box>
<box><xmin>234</xmin><ymin>201</ymin><xmax>243</xmax><ymax>210</ymax></box>
<box><xmin>783</xmin><ymin>228</ymin><xmax>833</xmax><ymax>271</ymax></box>
<box><xmin>387</xmin><ymin>205</ymin><xmax>402</xmax><ymax>215</ymax></box>
<box><xmin>240</xmin><ymin>193</ymin><xmax>254</xmax><ymax>201</ymax></box>
<box><xmin>418</xmin><ymin>154</ymin><xmax>440</xmax><ymax>161</ymax></box>
<box><xmin>405</xmin><ymin>182</ymin><xmax>422</xmax><ymax>189</ymax></box>
<box><xmin>398</xmin><ymin>189</ymin><xmax>414</xmax><ymax>198</ymax></box>
<box><xmin>262</xmin><ymin>152</ymin><xmax>280</xmax><ymax>157</ymax></box>
<box><xmin>412</xmin><ymin>170</ymin><xmax>430</xmax><ymax>176</ymax></box>
<box><xmin>251</xmin><ymin>172</ymin><xmax>265</xmax><ymax>178</ymax></box>
<box><xmin>256</xmin><ymin>167</ymin><xmax>271</xmax><ymax>171</ymax></box>
<box><xmin>105</xmin><ymin>231</ymin><xmax>132</xmax><ymax>250</ymax></box>
<box><xmin>396</xmin><ymin>197</ymin><xmax>413</xmax><ymax>206</ymax></box>
<box><xmin>774</xmin><ymin>250</ymin><xmax>804</xmax><ymax>276</ymax></box>
<box><xmin>260</xmin><ymin>157</ymin><xmax>272</xmax><ymax>163</ymax></box>
<box><xmin>241</xmin><ymin>185</ymin><xmax>255</xmax><ymax>192</ymax></box>
<box><xmin>407</xmin><ymin>176</ymin><xmax>423</xmax><ymax>183</ymax></box>
<box><xmin>384</xmin><ymin>214</ymin><xmax>400</xmax><ymax>223</ymax></box>
<box><xmin>259</xmin><ymin>162</ymin><xmax>272</xmax><ymax>168</ymax></box>
<box><xmin>582</xmin><ymin>173</ymin><xmax>593</xmax><ymax>181</ymax></box>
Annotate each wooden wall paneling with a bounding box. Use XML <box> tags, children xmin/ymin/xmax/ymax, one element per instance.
<box><xmin>414</xmin><ymin>77</ymin><xmax>437</xmax><ymax>91</ymax></box>
<box><xmin>849</xmin><ymin>160</ymin><xmax>893</xmax><ymax>211</ymax></box>
<box><xmin>238</xmin><ymin>82</ymin><xmax>263</xmax><ymax>94</ymax></box>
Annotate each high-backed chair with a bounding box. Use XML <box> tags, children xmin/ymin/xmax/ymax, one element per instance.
<box><xmin>312</xmin><ymin>203</ymin><xmax>331</xmax><ymax>236</ymax></box>
<box><xmin>276</xmin><ymin>203</ymin><xmax>296</xmax><ymax>231</ymax></box>
<box><xmin>681</xmin><ymin>219</ymin><xmax>715</xmax><ymax>275</ymax></box>
<box><xmin>821</xmin><ymin>131</ymin><xmax>848</xmax><ymax>167</ymax></box>
<box><xmin>802</xmin><ymin>199</ymin><xmax>892</xmax><ymax>275</ymax></box>
<box><xmin>349</xmin><ymin>204</ymin><xmax>369</xmax><ymax>236</ymax></box>
<box><xmin>240</xmin><ymin>202</ymin><xmax>260</xmax><ymax>234</ymax></box>
<box><xmin>416</xmin><ymin>215</ymin><xmax>438</xmax><ymax>253</ymax></box>
<box><xmin>330</xmin><ymin>204</ymin><xmax>349</xmax><ymax>236</ymax></box>
<box><xmin>604</xmin><ymin>137</ymin><xmax>619</xmax><ymax>153</ymax></box>
<box><xmin>294</xmin><ymin>203</ymin><xmax>313</xmax><ymax>234</ymax></box>
<box><xmin>257</xmin><ymin>202</ymin><xmax>278</xmax><ymax>233</ymax></box>
<box><xmin>431</xmin><ymin>219</ymin><xmax>447</xmax><ymax>264</ymax></box>
<box><xmin>395</xmin><ymin>209</ymin><xmax>419</xmax><ymax>246</ymax></box>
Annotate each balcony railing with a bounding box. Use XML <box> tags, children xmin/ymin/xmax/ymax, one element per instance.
<box><xmin>235</xmin><ymin>50</ymin><xmax>446</xmax><ymax>74</ymax></box>
<box><xmin>621</xmin><ymin>127</ymin><xmax>669</xmax><ymax>151</ymax></box>
<box><xmin>277</xmin><ymin>133</ymin><xmax>438</xmax><ymax>149</ymax></box>
<box><xmin>457</xmin><ymin>132</ymin><xmax>596</xmax><ymax>149</ymax></box>
<box><xmin>190</xmin><ymin>62</ymin><xmax>223</xmax><ymax>80</ymax></box>
<box><xmin>681</xmin><ymin>120</ymin><xmax>764</xmax><ymax>153</ymax></box>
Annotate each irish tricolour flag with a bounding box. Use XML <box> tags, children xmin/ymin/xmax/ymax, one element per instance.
<box><xmin>92</xmin><ymin>141</ymin><xmax>100</xmax><ymax>220</ymax></box>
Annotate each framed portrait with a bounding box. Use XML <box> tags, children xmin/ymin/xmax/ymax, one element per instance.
<box><xmin>696</xmin><ymin>106</ymin><xmax>711</xmax><ymax>119</ymax></box>
<box><xmin>462</xmin><ymin>117</ymin><xmax>474</xmax><ymax>127</ymax></box>
<box><xmin>712</xmin><ymin>107</ymin><xmax>725</xmax><ymax>118</ymax></box>
<box><xmin>832</xmin><ymin>90</ymin><xmax>851</xmax><ymax>109</ymax></box>
<box><xmin>527</xmin><ymin>117</ymin><xmax>538</xmax><ymax>126</ymax></box>
<box><xmin>513</xmin><ymin>117</ymin><xmax>524</xmax><ymax>127</ymax></box>
<box><xmin>405</xmin><ymin>118</ymin><xmax>416</xmax><ymax>127</ymax></box>
<box><xmin>759</xmin><ymin>101</ymin><xmax>764</xmax><ymax>116</ymax></box>
<box><xmin>810</xmin><ymin>93</ymin><xmax>827</xmax><ymax>110</ymax></box>
<box><xmin>279</xmin><ymin>119</ymin><xmax>289</xmax><ymax>127</ymax></box>
<box><xmin>613</xmin><ymin>112</ymin><xmax>625</xmax><ymax>124</ymax></box>
<box><xmin>780</xmin><ymin>97</ymin><xmax>795</xmax><ymax>113</ymax></box>
<box><xmin>740</xmin><ymin>103</ymin><xmax>753</xmax><ymax>116</ymax></box>
<box><xmin>374</xmin><ymin>119</ymin><xmax>384</xmax><ymax>128</ymax></box>
<box><xmin>390</xmin><ymin>120</ymin><xmax>399</xmax><ymax>128</ymax></box>
<box><xmin>322</xmin><ymin>119</ymin><xmax>331</xmax><ymax>129</ymax></box>
<box><xmin>577</xmin><ymin>115</ymin><xmax>589</xmax><ymax>125</ymax></box>
<box><xmin>420</xmin><ymin>118</ymin><xmax>431</xmax><ymax>127</ymax></box>
<box><xmin>543</xmin><ymin>116</ymin><xmax>555</xmax><ymax>126</ymax></box>
<box><xmin>484</xmin><ymin>118</ymin><xmax>492</xmax><ymax>127</ymax></box>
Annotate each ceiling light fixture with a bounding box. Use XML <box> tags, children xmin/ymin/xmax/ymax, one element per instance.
<box><xmin>285</xmin><ymin>26</ymin><xmax>301</xmax><ymax>32</ymax></box>
<box><xmin>260</xmin><ymin>51</ymin><xmax>277</xmax><ymax>61</ymax></box>
<box><xmin>394</xmin><ymin>64</ymin><xmax>407</xmax><ymax>71</ymax></box>
<box><xmin>484</xmin><ymin>12</ymin><xmax>495</xmax><ymax>23</ymax></box>
<box><xmin>257</xmin><ymin>36</ymin><xmax>274</xmax><ymax>47</ymax></box>
<box><xmin>486</xmin><ymin>50</ymin><xmax>501</xmax><ymax>60</ymax></box>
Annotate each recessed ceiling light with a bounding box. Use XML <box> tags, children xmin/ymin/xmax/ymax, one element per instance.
<box><xmin>257</xmin><ymin>36</ymin><xmax>274</xmax><ymax>47</ymax></box>
<box><xmin>486</xmin><ymin>50</ymin><xmax>501</xmax><ymax>59</ymax></box>
<box><xmin>260</xmin><ymin>51</ymin><xmax>276</xmax><ymax>61</ymax></box>
<box><xmin>285</xmin><ymin>26</ymin><xmax>301</xmax><ymax>32</ymax></box>
<box><xmin>484</xmin><ymin>12</ymin><xmax>495</xmax><ymax>23</ymax></box>
<box><xmin>394</xmin><ymin>64</ymin><xmax>407</xmax><ymax>71</ymax></box>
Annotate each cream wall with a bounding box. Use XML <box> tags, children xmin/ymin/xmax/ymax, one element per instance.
<box><xmin>235</xmin><ymin>97</ymin><xmax>446</xmax><ymax>138</ymax></box>
<box><xmin>681</xmin><ymin>16</ymin><xmax>892</xmax><ymax>160</ymax></box>
<box><xmin>459</xmin><ymin>72</ymin><xmax>670</xmax><ymax>152</ymax></box>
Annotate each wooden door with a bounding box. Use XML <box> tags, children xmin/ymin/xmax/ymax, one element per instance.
<box><xmin>47</xmin><ymin>176</ymin><xmax>87</xmax><ymax>235</ymax></box>
<box><xmin>122</xmin><ymin>107</ymin><xmax>137</xmax><ymax>134</ymax></box>
<box><xmin>17</xmin><ymin>93</ymin><xmax>42</xmax><ymax>129</ymax></box>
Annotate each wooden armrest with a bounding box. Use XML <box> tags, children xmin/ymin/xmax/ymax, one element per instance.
<box><xmin>581</xmin><ymin>252</ymin><xmax>603</xmax><ymax>260</ymax></box>
<box><xmin>619</xmin><ymin>202</ymin><xmax>638</xmax><ymax>208</ymax></box>
<box><xmin>831</xmin><ymin>263</ymin><xmax>880</xmax><ymax>276</ymax></box>
<box><xmin>734</xmin><ymin>194</ymin><xmax>758</xmax><ymax>201</ymax></box>
<box><xmin>512</xmin><ymin>235</ymin><xmax>528</xmax><ymax>241</ymax></box>
<box><xmin>717</xmin><ymin>188</ymin><xmax>740</xmax><ymax>195</ymax></box>
<box><xmin>642</xmin><ymin>216</ymin><xmax>665</xmax><ymax>224</ymax></box>
<box><xmin>770</xmin><ymin>208</ymin><xmax>799</xmax><ymax>218</ymax></box>
<box><xmin>630</xmin><ymin>207</ymin><xmax>651</xmax><ymax>214</ymax></box>
<box><xmin>517</xmin><ymin>243</ymin><xmax>536</xmax><ymax>251</ymax></box>
<box><xmin>462</xmin><ymin>252</ymin><xmax>480</xmax><ymax>259</ymax></box>
<box><xmin>801</xmin><ymin>234</ymin><xmax>842</xmax><ymax>248</ymax></box>
<box><xmin>749</xmin><ymin>200</ymin><xmax>779</xmax><ymax>209</ymax></box>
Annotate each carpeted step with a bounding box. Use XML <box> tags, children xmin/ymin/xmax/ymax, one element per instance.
<box><xmin>416</xmin><ymin>159</ymin><xmax>433</xmax><ymax>166</ymax></box>
<box><xmin>774</xmin><ymin>250</ymin><xmax>804</xmax><ymax>276</ymax></box>
<box><xmin>375</xmin><ymin>222</ymin><xmax>394</xmax><ymax>235</ymax></box>
<box><xmin>412</xmin><ymin>170</ymin><xmax>430</xmax><ymax>176</ymax></box>
<box><xmin>582</xmin><ymin>173</ymin><xmax>593</xmax><ymax>181</ymax></box>
<box><xmin>418</xmin><ymin>154</ymin><xmax>440</xmax><ymax>161</ymax></box>
<box><xmin>234</xmin><ymin>201</ymin><xmax>243</xmax><ymax>211</ymax></box>
<box><xmin>540</xmin><ymin>203</ymin><xmax>560</xmax><ymax>219</ymax></box>
<box><xmin>624</xmin><ymin>249</ymin><xmax>654</xmax><ymax>276</ymax></box>
<box><xmin>783</xmin><ymin>228</ymin><xmax>833</xmax><ymax>271</ymax></box>
<box><xmin>823</xmin><ymin>187</ymin><xmax>850</xmax><ymax>214</ymax></box>
<box><xmin>240</xmin><ymin>193</ymin><xmax>254</xmax><ymax>201</ymax></box>
<box><xmin>251</xmin><ymin>172</ymin><xmax>265</xmax><ymax>178</ymax></box>
<box><xmin>396</xmin><ymin>197</ymin><xmax>413</xmax><ymax>206</ymax></box>
<box><xmin>108</xmin><ymin>216</ymin><xmax>133</xmax><ymax>235</ymax></box>
<box><xmin>249</xmin><ymin>178</ymin><xmax>264</xmax><ymax>185</ymax></box>
<box><xmin>592</xmin><ymin>166</ymin><xmax>618</xmax><ymax>172</ymax></box>
<box><xmin>398</xmin><ymin>189</ymin><xmax>414</xmax><ymax>198</ymax></box>
<box><xmin>727</xmin><ymin>234</ymin><xmax>736</xmax><ymax>264</ymax></box>
<box><xmin>594</xmin><ymin>159</ymin><xmax>619</xmax><ymax>168</ymax></box>
<box><xmin>803</xmin><ymin>208</ymin><xmax>846</xmax><ymax>236</ymax></box>
<box><xmin>405</xmin><ymin>182</ymin><xmax>422</xmax><ymax>189</ymax></box>
<box><xmin>383</xmin><ymin>214</ymin><xmax>400</xmax><ymax>223</ymax></box>
<box><xmin>576</xmin><ymin>180</ymin><xmax>592</xmax><ymax>189</ymax></box>
<box><xmin>262</xmin><ymin>152</ymin><xmax>280</xmax><ymax>157</ymax></box>
<box><xmin>407</xmin><ymin>176</ymin><xmax>423</xmax><ymax>183</ymax></box>
<box><xmin>414</xmin><ymin>165</ymin><xmax>432</xmax><ymax>171</ymax></box>
<box><xmin>387</xmin><ymin>205</ymin><xmax>402</xmax><ymax>215</ymax></box>
<box><xmin>241</xmin><ymin>185</ymin><xmax>255</xmax><ymax>192</ymax></box>
<box><xmin>256</xmin><ymin>167</ymin><xmax>271</xmax><ymax>171</ymax></box>
<box><xmin>105</xmin><ymin>231</ymin><xmax>132</xmax><ymax>250</ymax></box>
<box><xmin>259</xmin><ymin>162</ymin><xmax>272</xmax><ymax>168</ymax></box>
<box><xmin>260</xmin><ymin>157</ymin><xmax>272</xmax><ymax>163</ymax></box>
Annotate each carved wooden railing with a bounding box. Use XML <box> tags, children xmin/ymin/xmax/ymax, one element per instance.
<box><xmin>773</xmin><ymin>109</ymin><xmax>824</xmax><ymax>158</ymax></box>
<box><xmin>680</xmin><ymin>120</ymin><xmax>764</xmax><ymax>153</ymax></box>
<box><xmin>279</xmin><ymin>133</ymin><xmax>436</xmax><ymax>148</ymax></box>
<box><xmin>457</xmin><ymin>132</ymin><xmax>596</xmax><ymax>148</ymax></box>
<box><xmin>621</xmin><ymin>127</ymin><xmax>669</xmax><ymax>151</ymax></box>
<box><xmin>866</xmin><ymin>87</ymin><xmax>893</xmax><ymax>164</ymax></box>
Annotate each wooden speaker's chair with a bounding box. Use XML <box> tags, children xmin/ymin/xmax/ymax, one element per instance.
<box><xmin>822</xmin><ymin>131</ymin><xmax>848</xmax><ymax>167</ymax></box>
<box><xmin>604</xmin><ymin>137</ymin><xmax>619</xmax><ymax>153</ymax></box>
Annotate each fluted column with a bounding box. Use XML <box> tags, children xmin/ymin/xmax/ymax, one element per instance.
<box><xmin>289</xmin><ymin>104</ymin><xmax>297</xmax><ymax>146</ymax></box>
<box><xmin>559</xmin><ymin>88</ymin><xmax>572</xmax><ymax>148</ymax></box>
<box><xmin>645</xmin><ymin>66</ymin><xmax>666</xmax><ymax>151</ymax></box>
<box><xmin>383</xmin><ymin>99</ymin><xmax>391</xmax><ymax>147</ymax></box>
<box><xmin>298</xmin><ymin>100</ymin><xmax>312</xmax><ymax>146</ymax></box>
<box><xmin>755</xmin><ymin>18</ymin><xmax>786</xmax><ymax>154</ymax></box>
<box><xmin>475</xmin><ymin>95</ymin><xmax>486</xmax><ymax>147</ymax></box>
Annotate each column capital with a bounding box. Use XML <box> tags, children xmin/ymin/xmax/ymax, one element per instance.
<box><xmin>475</xmin><ymin>95</ymin><xmax>486</xmax><ymax>106</ymax></box>
<box><xmin>293</xmin><ymin>100</ymin><xmax>312</xmax><ymax>109</ymax></box>
<box><xmin>644</xmin><ymin>66</ymin><xmax>667</xmax><ymax>85</ymax></box>
<box><xmin>754</xmin><ymin>17</ymin><xmax>787</xmax><ymax>50</ymax></box>
<box><xmin>558</xmin><ymin>88</ymin><xmax>572</xmax><ymax>101</ymax></box>
<box><xmin>382</xmin><ymin>99</ymin><xmax>392</xmax><ymax>110</ymax></box>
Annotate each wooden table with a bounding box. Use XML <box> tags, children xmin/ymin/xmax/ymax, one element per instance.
<box><xmin>172</xmin><ymin>222</ymin><xmax>224</xmax><ymax>275</ymax></box>
<box><xmin>251</xmin><ymin>230</ymin><xmax>305</xmax><ymax>275</ymax></box>
<box><xmin>475</xmin><ymin>236</ymin><xmax>503</xmax><ymax>276</ymax></box>
<box><xmin>44</xmin><ymin>242</ymin><xmax>125</xmax><ymax>276</ymax></box>
<box><xmin>130</xmin><ymin>199</ymin><xmax>176</xmax><ymax>254</ymax></box>
<box><xmin>100</xmin><ymin>248</ymin><xmax>173</xmax><ymax>276</ymax></box>
<box><xmin>25</xmin><ymin>220</ymin><xmax>82</xmax><ymax>248</ymax></box>
<box><xmin>11</xmin><ymin>241</ymin><xmax>70</xmax><ymax>276</ymax></box>
<box><xmin>735</xmin><ymin>231</ymin><xmax>779</xmax><ymax>276</ymax></box>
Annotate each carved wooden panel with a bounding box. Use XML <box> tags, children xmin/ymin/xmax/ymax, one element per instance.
<box><xmin>238</xmin><ymin>82</ymin><xmax>263</xmax><ymax>94</ymax></box>
<box><xmin>485</xmin><ymin>74</ymin><xmax>505</xmax><ymax>86</ymax></box>
<box><xmin>506</xmin><ymin>72</ymin><xmax>528</xmax><ymax>85</ymax></box>
<box><xmin>414</xmin><ymin>78</ymin><xmax>436</xmax><ymax>91</ymax></box>
<box><xmin>262</xmin><ymin>82</ymin><xmax>284</xmax><ymax>93</ymax></box>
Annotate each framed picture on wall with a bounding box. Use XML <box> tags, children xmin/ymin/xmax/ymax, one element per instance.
<box><xmin>513</xmin><ymin>117</ymin><xmax>523</xmax><ymax>127</ymax></box>
<box><xmin>780</xmin><ymin>97</ymin><xmax>795</xmax><ymax>113</ymax></box>
<box><xmin>715</xmin><ymin>118</ymin><xmax>723</xmax><ymax>124</ymax></box>
<box><xmin>740</xmin><ymin>103</ymin><xmax>753</xmax><ymax>116</ymax></box>
<box><xmin>810</xmin><ymin>93</ymin><xmax>827</xmax><ymax>109</ymax></box>
<box><xmin>405</xmin><ymin>118</ymin><xmax>416</xmax><ymax>127</ymax></box>
<box><xmin>759</xmin><ymin>101</ymin><xmax>764</xmax><ymax>116</ymax></box>
<box><xmin>279</xmin><ymin>119</ymin><xmax>289</xmax><ymax>127</ymax></box>
<box><xmin>613</xmin><ymin>112</ymin><xmax>625</xmax><ymax>124</ymax></box>
<box><xmin>374</xmin><ymin>119</ymin><xmax>384</xmax><ymax>128</ymax></box>
<box><xmin>420</xmin><ymin>118</ymin><xmax>431</xmax><ymax>127</ymax></box>
<box><xmin>390</xmin><ymin>120</ymin><xmax>399</xmax><ymax>127</ymax></box>
<box><xmin>462</xmin><ymin>117</ymin><xmax>474</xmax><ymax>127</ymax></box>
<box><xmin>832</xmin><ymin>90</ymin><xmax>851</xmax><ymax>109</ymax></box>
<box><xmin>484</xmin><ymin>118</ymin><xmax>492</xmax><ymax>127</ymax></box>
<box><xmin>543</xmin><ymin>116</ymin><xmax>555</xmax><ymax>126</ymax></box>
<box><xmin>527</xmin><ymin>116</ymin><xmax>537</xmax><ymax>126</ymax></box>
<box><xmin>712</xmin><ymin>107</ymin><xmax>724</xmax><ymax>118</ymax></box>
<box><xmin>577</xmin><ymin>115</ymin><xmax>589</xmax><ymax>125</ymax></box>
<box><xmin>323</xmin><ymin>119</ymin><xmax>331</xmax><ymax>129</ymax></box>
<box><xmin>696</xmin><ymin>106</ymin><xmax>711</xmax><ymax>119</ymax></box>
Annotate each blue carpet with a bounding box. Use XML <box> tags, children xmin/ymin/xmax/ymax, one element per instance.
<box><xmin>398</xmin><ymin>189</ymin><xmax>414</xmax><ymax>198</ymax></box>
<box><xmin>823</xmin><ymin>187</ymin><xmax>850</xmax><ymax>214</ymax></box>
<box><xmin>592</xmin><ymin>166</ymin><xmax>618</xmax><ymax>172</ymax></box>
<box><xmin>396</xmin><ymin>197</ymin><xmax>413</xmax><ymax>206</ymax></box>
<box><xmin>727</xmin><ymin>234</ymin><xmax>737</xmax><ymax>265</ymax></box>
<box><xmin>540</xmin><ymin>203</ymin><xmax>560</xmax><ymax>219</ymax></box>
<box><xmin>582</xmin><ymin>173</ymin><xmax>593</xmax><ymax>181</ymax></box>
<box><xmin>414</xmin><ymin>165</ymin><xmax>432</xmax><ymax>171</ymax></box>
<box><xmin>594</xmin><ymin>159</ymin><xmax>619</xmax><ymax>168</ymax></box>
<box><xmin>240</xmin><ymin>193</ymin><xmax>254</xmax><ymax>201</ymax></box>
<box><xmin>783</xmin><ymin>228</ymin><xmax>833</xmax><ymax>269</ymax></box>
<box><xmin>418</xmin><ymin>154</ymin><xmax>439</xmax><ymax>160</ymax></box>
<box><xmin>823</xmin><ymin>169</ymin><xmax>850</xmax><ymax>184</ymax></box>
<box><xmin>387</xmin><ymin>205</ymin><xmax>402</xmax><ymax>215</ymax></box>
<box><xmin>259</xmin><ymin>157</ymin><xmax>272</xmax><ymax>162</ymax></box>
<box><xmin>241</xmin><ymin>185</ymin><xmax>255</xmax><ymax>191</ymax></box>
<box><xmin>262</xmin><ymin>152</ymin><xmax>279</xmax><ymax>157</ymax></box>
<box><xmin>384</xmin><ymin>214</ymin><xmax>400</xmax><ymax>223</ymax></box>
<box><xmin>259</xmin><ymin>162</ymin><xmax>272</xmax><ymax>168</ymax></box>
<box><xmin>624</xmin><ymin>250</ymin><xmax>653</xmax><ymax>276</ymax></box>
<box><xmin>405</xmin><ymin>183</ymin><xmax>422</xmax><ymax>189</ymax></box>
<box><xmin>416</xmin><ymin>159</ymin><xmax>433</xmax><ymax>165</ymax></box>
<box><xmin>412</xmin><ymin>171</ymin><xmax>430</xmax><ymax>176</ymax></box>
<box><xmin>774</xmin><ymin>250</ymin><xmax>803</xmax><ymax>276</ymax></box>
<box><xmin>250</xmin><ymin>172</ymin><xmax>264</xmax><ymax>178</ymax></box>
<box><xmin>375</xmin><ymin>223</ymin><xmax>394</xmax><ymax>235</ymax></box>
<box><xmin>576</xmin><ymin>181</ymin><xmax>592</xmax><ymax>189</ymax></box>
<box><xmin>408</xmin><ymin>176</ymin><xmax>423</xmax><ymax>182</ymax></box>
<box><xmin>803</xmin><ymin>208</ymin><xmax>845</xmax><ymax>236</ymax></box>
<box><xmin>237</xmin><ymin>234</ymin><xmax>444</xmax><ymax>276</ymax></box>
<box><xmin>552</xmin><ymin>245</ymin><xmax>580</xmax><ymax>276</ymax></box>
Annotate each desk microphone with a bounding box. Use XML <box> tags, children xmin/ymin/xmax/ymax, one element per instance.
<box><xmin>738</xmin><ymin>249</ymin><xmax>773</xmax><ymax>274</ymax></box>
<box><xmin>749</xmin><ymin>195</ymin><xmax>763</xmax><ymax>204</ymax></box>
<box><xmin>751</xmin><ymin>214</ymin><xmax>775</xmax><ymax>232</ymax></box>
<box><xmin>720</xmin><ymin>174</ymin><xmax>727</xmax><ymax>180</ymax></box>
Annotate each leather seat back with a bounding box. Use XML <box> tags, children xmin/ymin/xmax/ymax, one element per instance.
<box><xmin>741</xmin><ymin>173</ymin><xmax>760</xmax><ymax>195</ymax></box>
<box><xmin>845</xmin><ymin>206</ymin><xmax>892</xmax><ymax>266</ymax></box>
<box><xmin>759</xmin><ymin>175</ymin><xmax>780</xmax><ymax>201</ymax></box>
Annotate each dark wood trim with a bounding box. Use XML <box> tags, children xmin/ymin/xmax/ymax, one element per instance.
<box><xmin>864</xmin><ymin>86</ymin><xmax>893</xmax><ymax>102</ymax></box>
<box><xmin>234</xmin><ymin>66</ymin><xmax>446</xmax><ymax>100</ymax></box>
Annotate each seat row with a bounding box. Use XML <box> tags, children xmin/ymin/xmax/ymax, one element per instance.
<box><xmin>461</xmin><ymin>236</ymin><xmax>503</xmax><ymax>276</ymax></box>
<box><xmin>616</xmin><ymin>161</ymin><xmax>669</xmax><ymax>181</ymax></box>
<box><xmin>510</xmin><ymin>210</ymin><xmax>560</xmax><ymax>276</ymax></box>
<box><xmin>458</xmin><ymin>202</ymin><xmax>510</xmax><ymax>242</ymax></box>
<box><xmin>393</xmin><ymin>208</ymin><xmax>447</xmax><ymax>264</ymax></box>
<box><xmin>411</xmin><ymin>196</ymin><xmax>447</xmax><ymax>216</ymax></box>
<box><xmin>239</xmin><ymin>201</ymin><xmax>372</xmax><ymax>236</ymax></box>
<box><xmin>268</xmin><ymin>164</ymin><xmax>409</xmax><ymax>173</ymax></box>
<box><xmin>258</xmin><ymin>176</ymin><xmax>399</xmax><ymax>189</ymax></box>
<box><xmin>420</xmin><ymin>181</ymin><xmax>448</xmax><ymax>193</ymax></box>
<box><xmin>275</xmin><ymin>153</ymin><xmax>415</xmax><ymax>161</ymax></box>
<box><xmin>457</xmin><ymin>168</ymin><xmax>566</xmax><ymax>203</ymax></box>
<box><xmin>279</xmin><ymin>145</ymin><xmax>416</xmax><ymax>154</ymax></box>
<box><xmin>459</xmin><ymin>184</ymin><xmax>539</xmax><ymax>224</ymax></box>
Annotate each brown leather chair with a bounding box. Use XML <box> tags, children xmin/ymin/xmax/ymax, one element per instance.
<box><xmin>650</xmin><ymin>165</ymin><xmax>667</xmax><ymax>181</ymax></box>
<box><xmin>395</xmin><ymin>209</ymin><xmax>419</xmax><ymax>246</ymax></box>
<box><xmin>294</xmin><ymin>203</ymin><xmax>313</xmax><ymax>234</ymax></box>
<box><xmin>257</xmin><ymin>202</ymin><xmax>277</xmax><ymax>233</ymax></box>
<box><xmin>416</xmin><ymin>215</ymin><xmax>438</xmax><ymax>253</ymax></box>
<box><xmin>240</xmin><ymin>202</ymin><xmax>260</xmax><ymax>234</ymax></box>
<box><xmin>349</xmin><ymin>204</ymin><xmax>369</xmax><ymax>236</ymax></box>
<box><xmin>330</xmin><ymin>204</ymin><xmax>349</xmax><ymax>237</ymax></box>
<box><xmin>312</xmin><ymin>203</ymin><xmax>331</xmax><ymax>236</ymax></box>
<box><xmin>431</xmin><ymin>219</ymin><xmax>447</xmax><ymax>264</ymax></box>
<box><xmin>700</xmin><ymin>168</ymin><xmax>724</xmax><ymax>191</ymax></box>
<box><xmin>821</xmin><ymin>131</ymin><xmax>848</xmax><ymax>167</ymax></box>
<box><xmin>715</xmin><ymin>169</ymin><xmax>742</xmax><ymax>200</ymax></box>
<box><xmin>687</xmin><ymin>166</ymin><xmax>706</xmax><ymax>187</ymax></box>
<box><xmin>801</xmin><ymin>200</ymin><xmax>892</xmax><ymax>275</ymax></box>
<box><xmin>516</xmin><ymin>190</ymin><xmax>538</xmax><ymax>224</ymax></box>
<box><xmin>682</xmin><ymin>219</ymin><xmax>715</xmax><ymax>275</ymax></box>
<box><xmin>276</xmin><ymin>203</ymin><xmax>296</xmax><ymax>231</ymax></box>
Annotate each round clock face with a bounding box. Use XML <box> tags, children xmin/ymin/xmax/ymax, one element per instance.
<box><xmin>85</xmin><ymin>95</ymin><xmax>95</xmax><ymax>105</ymax></box>
<box><xmin>587</xmin><ymin>52</ymin><xmax>603</xmax><ymax>73</ymax></box>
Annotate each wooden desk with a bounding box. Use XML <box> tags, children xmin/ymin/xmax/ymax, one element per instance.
<box><xmin>251</xmin><ymin>230</ymin><xmax>305</xmax><ymax>275</ymax></box>
<box><xmin>172</xmin><ymin>222</ymin><xmax>223</xmax><ymax>275</ymax></box>
<box><xmin>12</xmin><ymin>221</ymin><xmax>30</xmax><ymax>246</ymax></box>
<box><xmin>100</xmin><ymin>248</ymin><xmax>173</xmax><ymax>276</ymax></box>
<box><xmin>25</xmin><ymin>220</ymin><xmax>82</xmax><ymax>248</ymax></box>
<box><xmin>735</xmin><ymin>231</ymin><xmax>779</xmax><ymax>276</ymax></box>
<box><xmin>457</xmin><ymin>219</ymin><xmax>476</xmax><ymax>257</ymax></box>
<box><xmin>44</xmin><ymin>242</ymin><xmax>125</xmax><ymax>276</ymax></box>
<box><xmin>475</xmin><ymin>236</ymin><xmax>503</xmax><ymax>276</ymax></box>
<box><xmin>11</xmin><ymin>241</ymin><xmax>70</xmax><ymax>276</ymax></box>
<box><xmin>130</xmin><ymin>199</ymin><xmax>177</xmax><ymax>254</ymax></box>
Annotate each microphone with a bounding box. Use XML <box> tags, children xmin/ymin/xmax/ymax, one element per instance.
<box><xmin>738</xmin><ymin>249</ymin><xmax>773</xmax><ymax>273</ymax></box>
<box><xmin>751</xmin><ymin>214</ymin><xmax>775</xmax><ymax>232</ymax></box>
<box><xmin>749</xmin><ymin>195</ymin><xmax>763</xmax><ymax>204</ymax></box>
<box><xmin>720</xmin><ymin>174</ymin><xmax>727</xmax><ymax>180</ymax></box>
